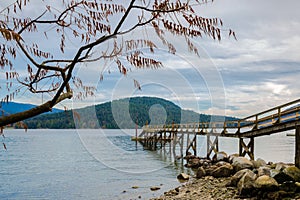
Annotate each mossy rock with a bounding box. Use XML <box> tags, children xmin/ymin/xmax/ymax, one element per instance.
<box><xmin>283</xmin><ymin>166</ymin><xmax>300</xmax><ymax>182</ymax></box>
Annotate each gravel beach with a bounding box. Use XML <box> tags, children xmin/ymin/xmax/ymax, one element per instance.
<box><xmin>150</xmin><ymin>153</ymin><xmax>300</xmax><ymax>200</ymax></box>
<box><xmin>151</xmin><ymin>175</ymin><xmax>300</xmax><ymax>200</ymax></box>
<box><xmin>151</xmin><ymin>176</ymin><xmax>239</xmax><ymax>200</ymax></box>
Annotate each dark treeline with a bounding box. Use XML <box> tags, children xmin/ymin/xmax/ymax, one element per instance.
<box><xmin>19</xmin><ymin>97</ymin><xmax>238</xmax><ymax>129</ymax></box>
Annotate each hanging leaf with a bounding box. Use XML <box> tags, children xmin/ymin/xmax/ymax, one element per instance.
<box><xmin>134</xmin><ymin>79</ymin><xmax>141</xmax><ymax>90</ymax></box>
<box><xmin>3</xmin><ymin>143</ymin><xmax>7</xmax><ymax>150</ymax></box>
<box><xmin>0</xmin><ymin>28</ymin><xmax>22</xmax><ymax>41</ymax></box>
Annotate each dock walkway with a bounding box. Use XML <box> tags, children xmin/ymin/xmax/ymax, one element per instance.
<box><xmin>133</xmin><ymin>98</ymin><xmax>300</xmax><ymax>167</ymax></box>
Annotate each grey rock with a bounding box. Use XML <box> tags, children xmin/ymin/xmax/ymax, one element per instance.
<box><xmin>228</xmin><ymin>153</ymin><xmax>239</xmax><ymax>164</ymax></box>
<box><xmin>283</xmin><ymin>166</ymin><xmax>300</xmax><ymax>182</ymax></box>
<box><xmin>177</xmin><ymin>173</ymin><xmax>190</xmax><ymax>180</ymax></box>
<box><xmin>184</xmin><ymin>154</ymin><xmax>196</xmax><ymax>161</ymax></box>
<box><xmin>256</xmin><ymin>158</ymin><xmax>267</xmax><ymax>167</ymax></box>
<box><xmin>230</xmin><ymin>169</ymin><xmax>256</xmax><ymax>187</ymax></box>
<box><xmin>212</xmin><ymin>164</ymin><xmax>233</xmax><ymax>178</ymax></box>
<box><xmin>150</xmin><ymin>186</ymin><xmax>160</xmax><ymax>191</ymax></box>
<box><xmin>237</xmin><ymin>170</ymin><xmax>257</xmax><ymax>196</ymax></box>
<box><xmin>275</xmin><ymin>162</ymin><xmax>289</xmax><ymax>171</ymax></box>
<box><xmin>212</xmin><ymin>151</ymin><xmax>228</xmax><ymax>162</ymax></box>
<box><xmin>216</xmin><ymin>161</ymin><xmax>230</xmax><ymax>167</ymax></box>
<box><xmin>252</xmin><ymin>158</ymin><xmax>267</xmax><ymax>169</ymax></box>
<box><xmin>279</xmin><ymin>181</ymin><xmax>298</xmax><ymax>193</ymax></box>
<box><xmin>257</xmin><ymin>166</ymin><xmax>271</xmax><ymax>177</ymax></box>
<box><xmin>255</xmin><ymin>175</ymin><xmax>279</xmax><ymax>191</ymax></box>
<box><xmin>196</xmin><ymin>166</ymin><xmax>206</xmax><ymax>178</ymax></box>
<box><xmin>204</xmin><ymin>165</ymin><xmax>218</xmax><ymax>176</ymax></box>
<box><xmin>270</xmin><ymin>169</ymin><xmax>293</xmax><ymax>184</ymax></box>
<box><xmin>232</xmin><ymin>156</ymin><xmax>254</xmax><ymax>172</ymax></box>
<box><xmin>188</xmin><ymin>158</ymin><xmax>201</xmax><ymax>168</ymax></box>
<box><xmin>296</xmin><ymin>182</ymin><xmax>300</xmax><ymax>192</ymax></box>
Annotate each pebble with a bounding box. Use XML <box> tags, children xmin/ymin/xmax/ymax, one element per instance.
<box><xmin>150</xmin><ymin>186</ymin><xmax>161</xmax><ymax>191</ymax></box>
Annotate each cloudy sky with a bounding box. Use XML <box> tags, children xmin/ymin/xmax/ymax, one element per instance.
<box><xmin>1</xmin><ymin>0</ymin><xmax>300</xmax><ymax>118</ymax></box>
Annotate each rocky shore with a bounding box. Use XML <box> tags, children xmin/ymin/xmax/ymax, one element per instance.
<box><xmin>151</xmin><ymin>152</ymin><xmax>300</xmax><ymax>200</ymax></box>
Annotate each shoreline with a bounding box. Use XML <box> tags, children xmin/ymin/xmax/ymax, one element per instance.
<box><xmin>151</xmin><ymin>176</ymin><xmax>239</xmax><ymax>200</ymax></box>
<box><xmin>150</xmin><ymin>153</ymin><xmax>300</xmax><ymax>200</ymax></box>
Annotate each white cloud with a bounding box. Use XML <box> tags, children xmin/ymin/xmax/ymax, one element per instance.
<box><xmin>2</xmin><ymin>0</ymin><xmax>300</xmax><ymax>120</ymax></box>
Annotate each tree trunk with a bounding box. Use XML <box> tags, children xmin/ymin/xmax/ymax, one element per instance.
<box><xmin>0</xmin><ymin>92</ymin><xmax>72</xmax><ymax>127</ymax></box>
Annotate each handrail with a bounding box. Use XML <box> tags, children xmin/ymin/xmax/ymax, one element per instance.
<box><xmin>142</xmin><ymin>98</ymin><xmax>300</xmax><ymax>135</ymax></box>
<box><xmin>238</xmin><ymin>98</ymin><xmax>300</xmax><ymax>122</ymax></box>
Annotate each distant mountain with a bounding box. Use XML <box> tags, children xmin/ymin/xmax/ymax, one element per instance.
<box><xmin>0</xmin><ymin>102</ymin><xmax>62</xmax><ymax>116</ymax></box>
<box><xmin>20</xmin><ymin>96</ymin><xmax>238</xmax><ymax>129</ymax></box>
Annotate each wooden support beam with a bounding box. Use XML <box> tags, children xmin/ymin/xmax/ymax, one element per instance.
<box><xmin>239</xmin><ymin>137</ymin><xmax>254</xmax><ymax>160</ymax></box>
<box><xmin>186</xmin><ymin>133</ymin><xmax>197</xmax><ymax>156</ymax></box>
<box><xmin>186</xmin><ymin>132</ymin><xmax>190</xmax><ymax>154</ymax></box>
<box><xmin>180</xmin><ymin>133</ymin><xmax>184</xmax><ymax>158</ymax></box>
<box><xmin>296</xmin><ymin>126</ymin><xmax>300</xmax><ymax>168</ymax></box>
<box><xmin>172</xmin><ymin>132</ymin><xmax>184</xmax><ymax>159</ymax></box>
<box><xmin>207</xmin><ymin>135</ymin><xmax>219</xmax><ymax>159</ymax></box>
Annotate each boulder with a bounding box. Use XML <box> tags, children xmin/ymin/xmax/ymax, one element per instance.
<box><xmin>212</xmin><ymin>151</ymin><xmax>228</xmax><ymax>162</ymax></box>
<box><xmin>256</xmin><ymin>158</ymin><xmax>267</xmax><ymax>166</ymax></box>
<box><xmin>230</xmin><ymin>169</ymin><xmax>256</xmax><ymax>187</ymax></box>
<box><xmin>283</xmin><ymin>166</ymin><xmax>300</xmax><ymax>182</ymax></box>
<box><xmin>204</xmin><ymin>165</ymin><xmax>218</xmax><ymax>176</ymax></box>
<box><xmin>257</xmin><ymin>166</ymin><xmax>271</xmax><ymax>177</ymax></box>
<box><xmin>237</xmin><ymin>170</ymin><xmax>257</xmax><ymax>197</ymax></box>
<box><xmin>252</xmin><ymin>158</ymin><xmax>267</xmax><ymax>169</ymax></box>
<box><xmin>279</xmin><ymin>181</ymin><xmax>299</xmax><ymax>193</ymax></box>
<box><xmin>212</xmin><ymin>164</ymin><xmax>233</xmax><ymax>178</ymax></box>
<box><xmin>202</xmin><ymin>160</ymin><xmax>211</xmax><ymax>168</ymax></box>
<box><xmin>216</xmin><ymin>161</ymin><xmax>230</xmax><ymax>167</ymax></box>
<box><xmin>184</xmin><ymin>154</ymin><xmax>196</xmax><ymax>161</ymax></box>
<box><xmin>269</xmin><ymin>162</ymin><xmax>277</xmax><ymax>169</ymax></box>
<box><xmin>232</xmin><ymin>156</ymin><xmax>254</xmax><ymax>172</ymax></box>
<box><xmin>270</xmin><ymin>169</ymin><xmax>293</xmax><ymax>184</ymax></box>
<box><xmin>255</xmin><ymin>175</ymin><xmax>279</xmax><ymax>191</ymax></box>
<box><xmin>266</xmin><ymin>190</ymin><xmax>293</xmax><ymax>200</ymax></box>
<box><xmin>188</xmin><ymin>158</ymin><xmax>201</xmax><ymax>168</ymax></box>
<box><xmin>199</xmin><ymin>159</ymin><xmax>211</xmax><ymax>167</ymax></box>
<box><xmin>177</xmin><ymin>173</ymin><xmax>190</xmax><ymax>180</ymax></box>
<box><xmin>228</xmin><ymin>153</ymin><xmax>239</xmax><ymax>164</ymax></box>
<box><xmin>296</xmin><ymin>182</ymin><xmax>300</xmax><ymax>192</ymax></box>
<box><xmin>275</xmin><ymin>162</ymin><xmax>289</xmax><ymax>171</ymax></box>
<box><xmin>196</xmin><ymin>166</ymin><xmax>206</xmax><ymax>178</ymax></box>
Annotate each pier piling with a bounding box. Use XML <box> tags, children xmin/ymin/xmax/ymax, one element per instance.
<box><xmin>296</xmin><ymin>126</ymin><xmax>300</xmax><ymax>168</ymax></box>
<box><xmin>133</xmin><ymin>98</ymin><xmax>300</xmax><ymax>164</ymax></box>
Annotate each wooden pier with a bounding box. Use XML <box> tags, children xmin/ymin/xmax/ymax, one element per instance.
<box><xmin>133</xmin><ymin>98</ymin><xmax>300</xmax><ymax>168</ymax></box>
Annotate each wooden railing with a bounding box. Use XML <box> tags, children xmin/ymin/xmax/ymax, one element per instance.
<box><xmin>142</xmin><ymin>98</ymin><xmax>300</xmax><ymax>136</ymax></box>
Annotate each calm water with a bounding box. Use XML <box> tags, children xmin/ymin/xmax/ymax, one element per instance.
<box><xmin>0</xmin><ymin>129</ymin><xmax>296</xmax><ymax>200</ymax></box>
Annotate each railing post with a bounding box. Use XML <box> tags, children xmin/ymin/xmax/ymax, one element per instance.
<box><xmin>255</xmin><ymin>115</ymin><xmax>258</xmax><ymax>130</ymax></box>
<box><xmin>239</xmin><ymin>138</ymin><xmax>243</xmax><ymax>156</ymax></box>
<box><xmin>207</xmin><ymin>134</ymin><xmax>210</xmax><ymax>159</ymax></box>
<box><xmin>223</xmin><ymin>121</ymin><xmax>227</xmax><ymax>134</ymax></box>
<box><xmin>278</xmin><ymin>107</ymin><xmax>281</xmax><ymax>123</ymax></box>
<box><xmin>296</xmin><ymin>126</ymin><xmax>300</xmax><ymax>168</ymax></box>
<box><xmin>250</xmin><ymin>137</ymin><xmax>254</xmax><ymax>160</ymax></box>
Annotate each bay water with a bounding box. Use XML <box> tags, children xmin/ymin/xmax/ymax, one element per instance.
<box><xmin>0</xmin><ymin>129</ymin><xmax>296</xmax><ymax>199</ymax></box>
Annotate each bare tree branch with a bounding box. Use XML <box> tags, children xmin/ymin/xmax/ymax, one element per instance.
<box><xmin>0</xmin><ymin>0</ymin><xmax>233</xmax><ymax>127</ymax></box>
<box><xmin>0</xmin><ymin>91</ymin><xmax>72</xmax><ymax>127</ymax></box>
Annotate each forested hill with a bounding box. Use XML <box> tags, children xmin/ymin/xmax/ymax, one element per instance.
<box><xmin>0</xmin><ymin>102</ymin><xmax>62</xmax><ymax>115</ymax></box>
<box><xmin>21</xmin><ymin>97</ymin><xmax>238</xmax><ymax>129</ymax></box>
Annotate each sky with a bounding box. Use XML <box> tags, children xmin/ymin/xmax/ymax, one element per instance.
<box><xmin>1</xmin><ymin>0</ymin><xmax>300</xmax><ymax>118</ymax></box>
